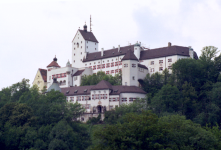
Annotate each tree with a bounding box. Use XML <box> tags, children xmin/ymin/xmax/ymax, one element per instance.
<box><xmin>181</xmin><ymin>82</ymin><xmax>198</xmax><ymax>120</ymax></box>
<box><xmin>81</xmin><ymin>71</ymin><xmax>122</xmax><ymax>86</ymax></box>
<box><xmin>142</xmin><ymin>72</ymin><xmax>163</xmax><ymax>98</ymax></box>
<box><xmin>93</xmin><ymin>112</ymin><xmax>220</xmax><ymax>150</ymax></box>
<box><xmin>150</xmin><ymin>84</ymin><xmax>181</xmax><ymax>116</ymax></box>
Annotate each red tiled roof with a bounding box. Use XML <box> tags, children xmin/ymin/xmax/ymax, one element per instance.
<box><xmin>121</xmin><ymin>50</ymin><xmax>138</xmax><ymax>61</ymax></box>
<box><xmin>39</xmin><ymin>68</ymin><xmax>47</xmax><ymax>82</ymax></box>
<box><xmin>83</xmin><ymin>45</ymin><xmax>134</xmax><ymax>62</ymax></box>
<box><xmin>47</xmin><ymin>61</ymin><xmax>60</xmax><ymax>68</ymax></box>
<box><xmin>73</xmin><ymin>70</ymin><xmax>85</xmax><ymax>76</ymax></box>
<box><xmin>138</xmin><ymin>64</ymin><xmax>148</xmax><ymax>70</ymax></box>
<box><xmin>61</xmin><ymin>82</ymin><xmax>146</xmax><ymax>96</ymax></box>
<box><xmin>83</xmin><ymin>45</ymin><xmax>198</xmax><ymax>62</ymax></box>
<box><xmin>79</xmin><ymin>30</ymin><xmax>99</xmax><ymax>43</ymax></box>
<box><xmin>91</xmin><ymin>80</ymin><xmax>113</xmax><ymax>90</ymax></box>
<box><xmin>140</xmin><ymin>46</ymin><xmax>191</xmax><ymax>60</ymax></box>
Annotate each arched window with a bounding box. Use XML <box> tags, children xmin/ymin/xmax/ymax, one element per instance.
<box><xmin>77</xmin><ymin>43</ymin><xmax>79</xmax><ymax>48</ymax></box>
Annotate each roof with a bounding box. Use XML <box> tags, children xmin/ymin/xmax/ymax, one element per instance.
<box><xmin>121</xmin><ymin>50</ymin><xmax>138</xmax><ymax>61</ymax></box>
<box><xmin>83</xmin><ymin>45</ymin><xmax>198</xmax><ymax>62</ymax></box>
<box><xmin>140</xmin><ymin>46</ymin><xmax>191</xmax><ymax>60</ymax></box>
<box><xmin>110</xmin><ymin>85</ymin><xmax>147</xmax><ymax>95</ymax></box>
<box><xmin>39</xmin><ymin>68</ymin><xmax>47</xmax><ymax>82</ymax></box>
<box><xmin>83</xmin><ymin>45</ymin><xmax>134</xmax><ymax>62</ymax></box>
<box><xmin>61</xmin><ymin>85</ymin><xmax>94</xmax><ymax>96</ymax></box>
<box><xmin>73</xmin><ymin>70</ymin><xmax>85</xmax><ymax>76</ymax></box>
<box><xmin>79</xmin><ymin>30</ymin><xmax>99</xmax><ymax>43</ymax></box>
<box><xmin>47</xmin><ymin>61</ymin><xmax>60</xmax><ymax>68</ymax></box>
<box><xmin>61</xmin><ymin>84</ymin><xmax>146</xmax><ymax>96</ymax></box>
<box><xmin>91</xmin><ymin>80</ymin><xmax>113</xmax><ymax>90</ymax></box>
<box><xmin>138</xmin><ymin>64</ymin><xmax>148</xmax><ymax>70</ymax></box>
<box><xmin>47</xmin><ymin>79</ymin><xmax>61</xmax><ymax>92</ymax></box>
<box><xmin>194</xmin><ymin>51</ymin><xmax>198</xmax><ymax>59</ymax></box>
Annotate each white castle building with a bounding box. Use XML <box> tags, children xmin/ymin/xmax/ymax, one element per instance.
<box><xmin>34</xmin><ymin>23</ymin><xmax>198</xmax><ymax>122</ymax></box>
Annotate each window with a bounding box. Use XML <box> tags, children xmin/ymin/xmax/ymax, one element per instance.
<box><xmin>168</xmin><ymin>66</ymin><xmax>172</xmax><ymax>69</ymax></box>
<box><xmin>122</xmin><ymin>97</ymin><xmax>127</xmax><ymax>102</ymax></box>
<box><xmin>97</xmin><ymin>65</ymin><xmax>101</xmax><ymax>69</ymax></box>
<box><xmin>74</xmin><ymin>48</ymin><xmax>75</xmax><ymax>50</ymax></box>
<box><xmin>103</xmin><ymin>94</ymin><xmax>107</xmax><ymax>99</ymax></box>
<box><xmin>77</xmin><ymin>43</ymin><xmax>79</xmax><ymax>48</ymax></box>
<box><xmin>119</xmin><ymin>69</ymin><xmax>122</xmax><ymax>72</ymax></box>
<box><xmin>81</xmin><ymin>46</ymin><xmax>82</xmax><ymax>48</ymax></box>
<box><xmin>95</xmin><ymin>48</ymin><xmax>96</xmax><ymax>50</ymax></box>
<box><xmin>119</xmin><ymin>61</ymin><xmax>122</xmax><ymax>65</ymax></box>
<box><xmin>159</xmin><ymin>67</ymin><xmax>163</xmax><ymax>71</ymax></box>
<box><xmin>109</xmin><ymin>98</ymin><xmax>112</xmax><ymax>102</ymax></box>
<box><xmin>82</xmin><ymin>96</ymin><xmax>86</xmax><ymax>101</ymax></box>
<box><xmin>81</xmin><ymin>52</ymin><xmax>82</xmax><ymax>54</ymax></box>
<box><xmin>77</xmin><ymin>96</ymin><xmax>81</xmax><ymax>101</ymax></box>
<box><xmin>116</xmin><ymin>97</ymin><xmax>119</xmax><ymax>101</ymax></box>
<box><xmin>168</xmin><ymin>58</ymin><xmax>172</xmax><ymax>62</ymax></box>
<box><xmin>87</xmin><ymin>46</ymin><xmax>88</xmax><ymax>48</ymax></box>
<box><xmin>85</xmin><ymin>64</ymin><xmax>87</xmax><ymax>66</ymax></box>
<box><xmin>70</xmin><ymin>97</ymin><xmax>74</xmax><ymax>102</ymax></box>
<box><xmin>74</xmin><ymin>54</ymin><xmax>75</xmax><ymax>56</ymax></box>
<box><xmin>111</xmin><ymin>62</ymin><xmax>114</xmax><ymax>67</ymax></box>
<box><xmin>102</xmin><ymin>64</ymin><xmax>105</xmax><ymax>68</ymax></box>
<box><xmin>95</xmin><ymin>43</ymin><xmax>96</xmax><ymax>45</ymax></box>
<box><xmin>115</xmin><ymin>62</ymin><xmax>118</xmax><ymax>66</ymax></box>
<box><xmin>92</xmin><ymin>94</ymin><xmax>95</xmax><ymax>100</ymax></box>
<box><xmin>124</xmin><ymin>64</ymin><xmax>128</xmax><ymax>67</ymax></box>
<box><xmin>151</xmin><ymin>61</ymin><xmax>154</xmax><ymax>65</ymax></box>
<box><xmin>106</xmin><ymin>63</ymin><xmax>110</xmax><ymax>68</ymax></box>
<box><xmin>93</xmin><ymin>65</ymin><xmax>96</xmax><ymax>70</ymax></box>
<box><xmin>115</xmin><ymin>69</ymin><xmax>118</xmax><ymax>73</ymax></box>
<box><xmin>109</xmin><ymin>106</ymin><xmax>113</xmax><ymax>110</ymax></box>
<box><xmin>159</xmin><ymin>60</ymin><xmax>163</xmax><ymax>64</ymax></box>
<box><xmin>106</xmin><ymin>71</ymin><xmax>109</xmax><ymax>74</ymax></box>
<box><xmin>132</xmin><ymin>64</ymin><xmax>136</xmax><ymax>68</ymax></box>
<box><xmin>111</xmin><ymin>70</ymin><xmax>114</xmax><ymax>74</ymax></box>
<box><xmin>132</xmin><ymin>76</ymin><xmax>135</xmax><ymax>80</ymax></box>
<box><xmin>129</xmin><ymin>97</ymin><xmax>133</xmax><ymax>102</ymax></box>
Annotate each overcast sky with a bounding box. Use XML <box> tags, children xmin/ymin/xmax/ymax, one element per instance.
<box><xmin>1</xmin><ymin>0</ymin><xmax>221</xmax><ymax>90</ymax></box>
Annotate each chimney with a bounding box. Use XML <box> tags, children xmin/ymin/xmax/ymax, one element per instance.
<box><xmin>168</xmin><ymin>42</ymin><xmax>171</xmax><ymax>47</ymax></box>
<box><xmin>118</xmin><ymin>45</ymin><xmax>120</xmax><ymax>52</ymax></box>
<box><xmin>101</xmin><ymin>48</ymin><xmax>104</xmax><ymax>56</ymax></box>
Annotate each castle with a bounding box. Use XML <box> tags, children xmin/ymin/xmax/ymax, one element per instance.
<box><xmin>33</xmin><ymin>23</ymin><xmax>198</xmax><ymax>122</ymax></box>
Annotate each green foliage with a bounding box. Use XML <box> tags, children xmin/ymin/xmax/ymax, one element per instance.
<box><xmin>104</xmin><ymin>99</ymin><xmax>147</xmax><ymax>124</ymax></box>
<box><xmin>81</xmin><ymin>71</ymin><xmax>122</xmax><ymax>86</ymax></box>
<box><xmin>150</xmin><ymin>84</ymin><xmax>181</xmax><ymax>115</ymax></box>
<box><xmin>0</xmin><ymin>79</ymin><xmax>90</xmax><ymax>150</ymax></box>
<box><xmin>93</xmin><ymin>111</ymin><xmax>220</xmax><ymax>150</ymax></box>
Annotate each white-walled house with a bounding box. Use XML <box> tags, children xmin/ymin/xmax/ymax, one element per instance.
<box><xmin>34</xmin><ymin>23</ymin><xmax>199</xmax><ymax>122</ymax></box>
<box><xmin>61</xmin><ymin>80</ymin><xmax>146</xmax><ymax>122</ymax></box>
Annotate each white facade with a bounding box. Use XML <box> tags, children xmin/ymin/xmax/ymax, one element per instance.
<box><xmin>122</xmin><ymin>60</ymin><xmax>139</xmax><ymax>86</ymax></box>
<box><xmin>72</xmin><ymin>30</ymin><xmax>99</xmax><ymax>68</ymax></box>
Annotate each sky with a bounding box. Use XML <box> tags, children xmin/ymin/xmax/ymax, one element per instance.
<box><xmin>0</xmin><ymin>0</ymin><xmax>221</xmax><ymax>89</ymax></box>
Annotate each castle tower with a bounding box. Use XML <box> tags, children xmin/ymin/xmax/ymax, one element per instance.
<box><xmin>121</xmin><ymin>50</ymin><xmax>139</xmax><ymax>86</ymax></box>
<box><xmin>71</xmin><ymin>23</ymin><xmax>99</xmax><ymax>68</ymax></box>
<box><xmin>134</xmin><ymin>42</ymin><xmax>141</xmax><ymax>60</ymax></box>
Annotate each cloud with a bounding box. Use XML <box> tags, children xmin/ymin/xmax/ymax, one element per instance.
<box><xmin>0</xmin><ymin>0</ymin><xmax>221</xmax><ymax>89</ymax></box>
